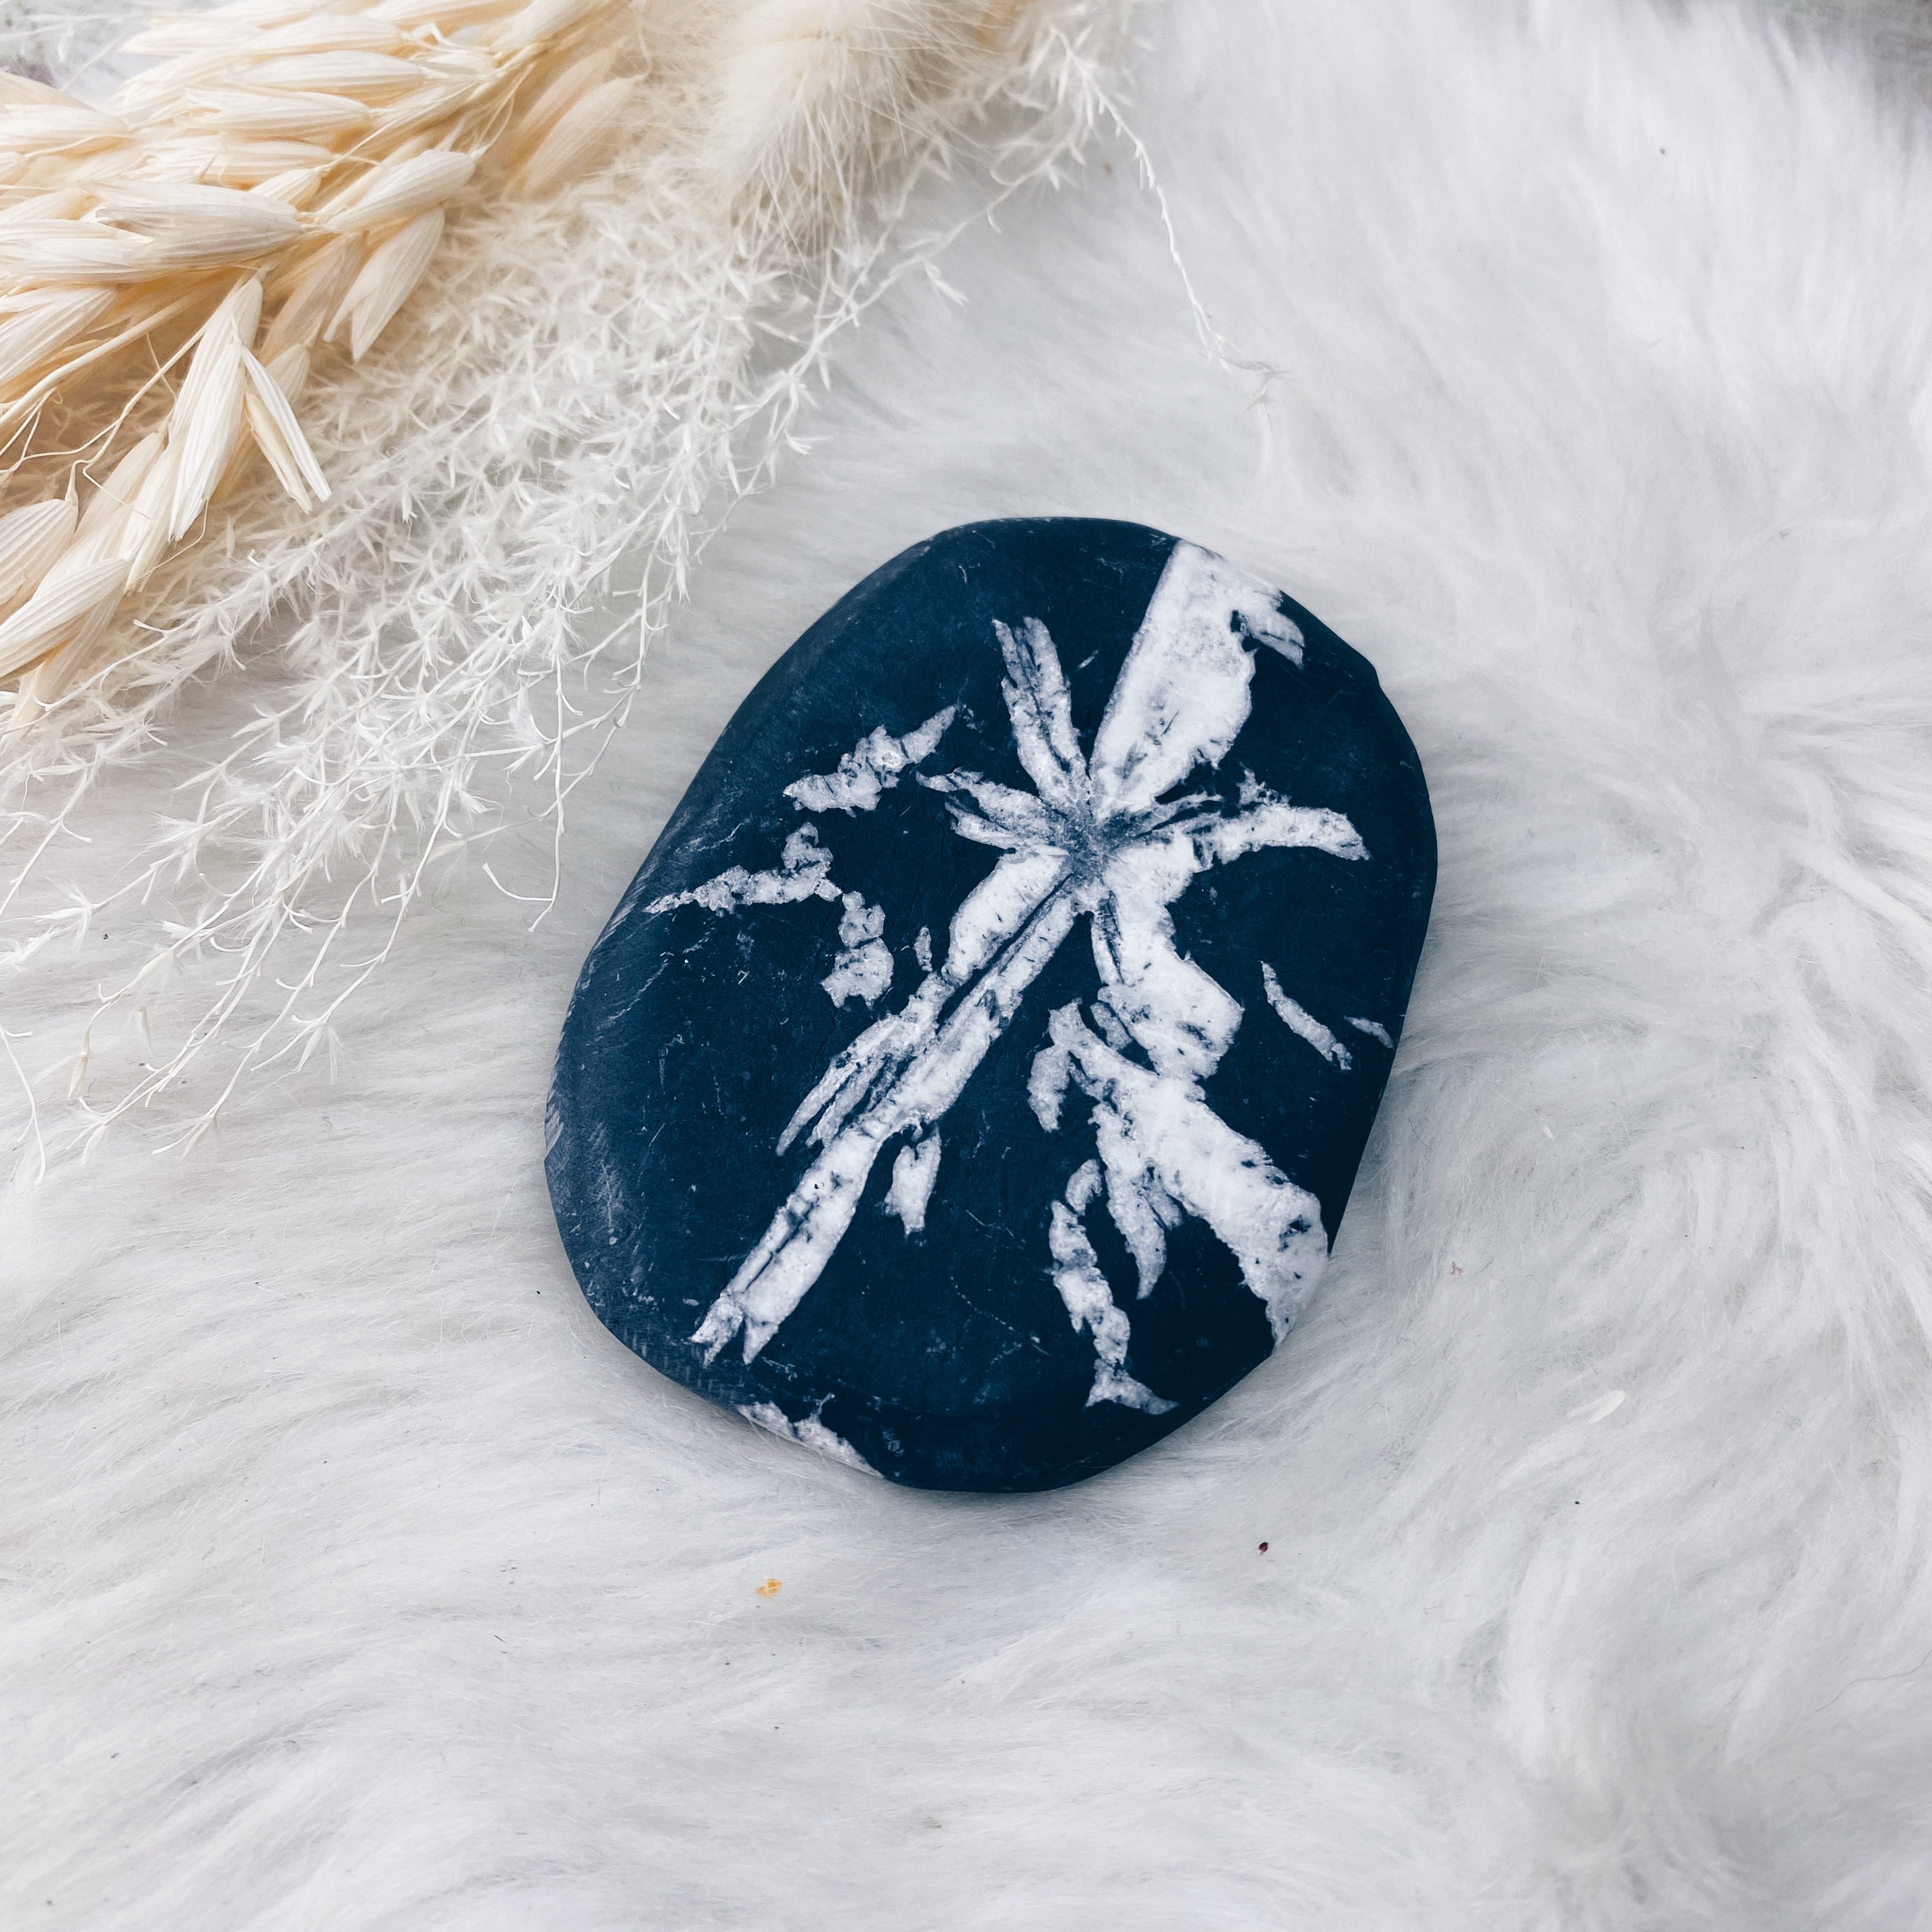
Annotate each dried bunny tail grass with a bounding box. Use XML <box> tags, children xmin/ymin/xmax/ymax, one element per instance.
<box><xmin>709</xmin><ymin>0</ymin><xmax>985</xmax><ymax>234</ymax></box>
<box><xmin>0</xmin><ymin>0</ymin><xmax>1132</xmax><ymax>1154</ymax></box>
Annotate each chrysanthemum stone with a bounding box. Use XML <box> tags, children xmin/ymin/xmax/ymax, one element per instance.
<box><xmin>546</xmin><ymin>519</ymin><xmax>1435</xmax><ymax>1492</ymax></box>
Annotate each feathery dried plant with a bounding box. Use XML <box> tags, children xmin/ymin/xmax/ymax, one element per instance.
<box><xmin>0</xmin><ymin>0</ymin><xmax>1132</xmax><ymax>1159</ymax></box>
<box><xmin>0</xmin><ymin>0</ymin><xmax>639</xmax><ymax>728</ymax></box>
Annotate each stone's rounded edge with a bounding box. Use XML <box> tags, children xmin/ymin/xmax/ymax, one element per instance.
<box><xmin>544</xmin><ymin>516</ymin><xmax>1438</xmax><ymax>1496</ymax></box>
<box><xmin>1280</xmin><ymin>588</ymin><xmax>1439</xmax><ymax>965</ymax></box>
<box><xmin>719</xmin><ymin>1388</ymin><xmax>1168</xmax><ymax>1496</ymax></box>
<box><xmin>757</xmin><ymin>1362</ymin><xmax>1207</xmax><ymax>1496</ymax></box>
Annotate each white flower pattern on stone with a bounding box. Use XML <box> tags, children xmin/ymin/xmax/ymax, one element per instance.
<box><xmin>658</xmin><ymin>544</ymin><xmax>1370</xmax><ymax>1409</ymax></box>
<box><xmin>820</xmin><ymin>891</ymin><xmax>893</xmax><ymax>1007</ymax></box>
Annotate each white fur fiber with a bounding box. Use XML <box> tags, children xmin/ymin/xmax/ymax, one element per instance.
<box><xmin>8</xmin><ymin>0</ymin><xmax>1932</xmax><ymax>1922</ymax></box>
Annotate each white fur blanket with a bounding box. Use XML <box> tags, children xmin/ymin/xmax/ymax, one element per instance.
<box><xmin>9</xmin><ymin>1</ymin><xmax>1932</xmax><ymax>1923</ymax></box>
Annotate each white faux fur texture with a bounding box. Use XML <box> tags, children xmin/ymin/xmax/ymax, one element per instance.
<box><xmin>9</xmin><ymin>0</ymin><xmax>1932</xmax><ymax>1924</ymax></box>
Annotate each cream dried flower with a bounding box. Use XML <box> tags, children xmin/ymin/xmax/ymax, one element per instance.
<box><xmin>0</xmin><ymin>0</ymin><xmax>1131</xmax><ymax>1158</ymax></box>
<box><xmin>0</xmin><ymin>0</ymin><xmax>638</xmax><ymax>727</ymax></box>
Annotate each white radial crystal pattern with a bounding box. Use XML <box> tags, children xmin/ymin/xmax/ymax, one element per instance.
<box><xmin>659</xmin><ymin>544</ymin><xmax>1370</xmax><ymax>1407</ymax></box>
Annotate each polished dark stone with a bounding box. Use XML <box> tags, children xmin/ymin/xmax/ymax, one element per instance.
<box><xmin>547</xmin><ymin>519</ymin><xmax>1435</xmax><ymax>1491</ymax></box>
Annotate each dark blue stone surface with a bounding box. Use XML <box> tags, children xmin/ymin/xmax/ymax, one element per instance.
<box><xmin>547</xmin><ymin>519</ymin><xmax>1434</xmax><ymax>1492</ymax></box>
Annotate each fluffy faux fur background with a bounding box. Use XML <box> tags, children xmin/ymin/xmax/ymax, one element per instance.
<box><xmin>9</xmin><ymin>0</ymin><xmax>1932</xmax><ymax>1923</ymax></box>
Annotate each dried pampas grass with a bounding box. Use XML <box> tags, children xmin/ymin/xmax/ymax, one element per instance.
<box><xmin>0</xmin><ymin>0</ymin><xmax>1131</xmax><ymax>1158</ymax></box>
<box><xmin>0</xmin><ymin>0</ymin><xmax>637</xmax><ymax>730</ymax></box>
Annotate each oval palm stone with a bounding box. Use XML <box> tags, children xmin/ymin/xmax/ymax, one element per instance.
<box><xmin>547</xmin><ymin>519</ymin><xmax>1435</xmax><ymax>1492</ymax></box>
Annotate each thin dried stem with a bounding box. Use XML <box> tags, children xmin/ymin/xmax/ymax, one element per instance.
<box><xmin>0</xmin><ymin>0</ymin><xmax>1133</xmax><ymax>1161</ymax></box>
<box><xmin>0</xmin><ymin>0</ymin><xmax>638</xmax><ymax>725</ymax></box>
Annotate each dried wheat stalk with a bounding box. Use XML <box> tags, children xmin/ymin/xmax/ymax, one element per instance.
<box><xmin>0</xmin><ymin>0</ymin><xmax>1131</xmax><ymax>1160</ymax></box>
<box><xmin>0</xmin><ymin>0</ymin><xmax>636</xmax><ymax>728</ymax></box>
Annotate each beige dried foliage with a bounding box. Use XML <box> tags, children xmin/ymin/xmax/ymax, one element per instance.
<box><xmin>0</xmin><ymin>0</ymin><xmax>640</xmax><ymax>723</ymax></box>
<box><xmin>510</xmin><ymin>74</ymin><xmax>633</xmax><ymax>195</ymax></box>
<box><xmin>0</xmin><ymin>0</ymin><xmax>1133</xmax><ymax>1154</ymax></box>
